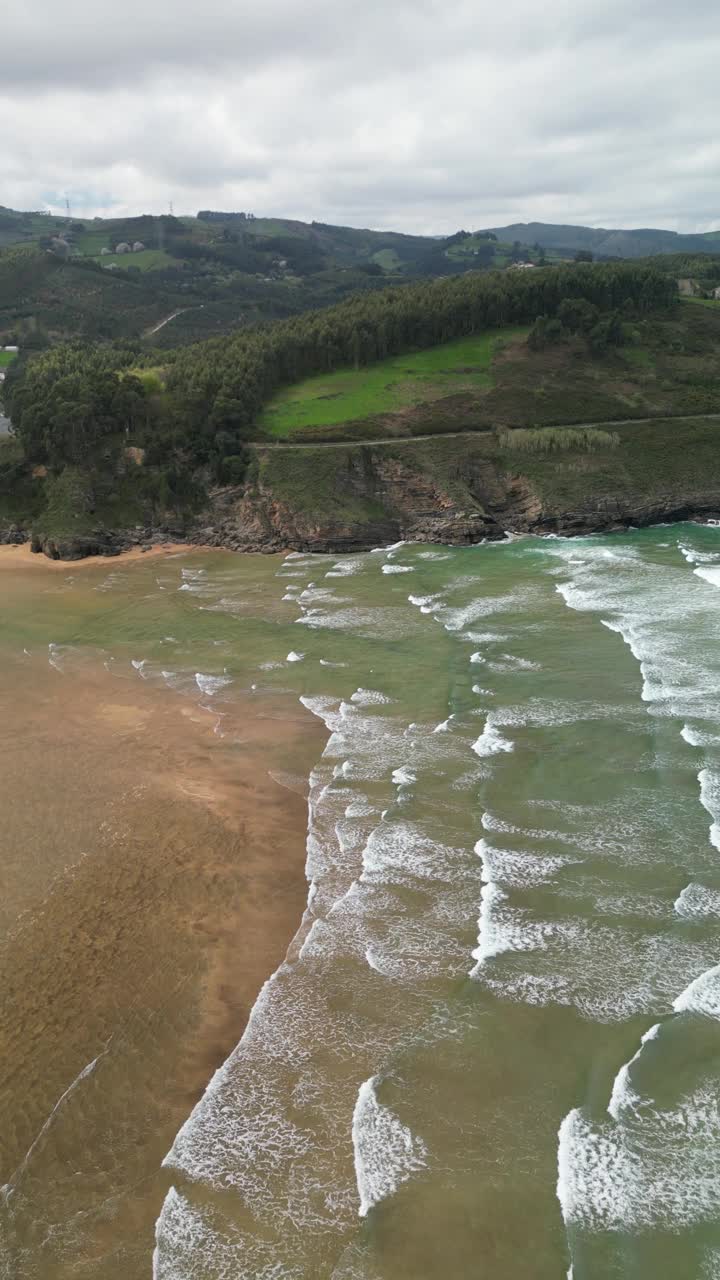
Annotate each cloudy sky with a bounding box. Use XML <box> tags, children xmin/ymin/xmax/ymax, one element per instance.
<box><xmin>1</xmin><ymin>0</ymin><xmax>718</xmax><ymax>233</ymax></box>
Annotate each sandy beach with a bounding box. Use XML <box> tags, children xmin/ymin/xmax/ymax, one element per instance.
<box><xmin>0</xmin><ymin>541</ymin><xmax>202</xmax><ymax>570</ymax></box>
<box><xmin>0</xmin><ymin>654</ymin><xmax>323</xmax><ymax>1278</ymax></box>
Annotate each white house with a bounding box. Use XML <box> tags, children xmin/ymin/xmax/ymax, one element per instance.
<box><xmin>115</xmin><ymin>242</ymin><xmax>131</xmax><ymax>254</ymax></box>
<box><xmin>3</xmin><ymin>345</ymin><xmax>19</xmax><ymax>353</ymax></box>
<box><xmin>132</xmin><ymin>241</ymin><xmax>145</xmax><ymax>252</ymax></box>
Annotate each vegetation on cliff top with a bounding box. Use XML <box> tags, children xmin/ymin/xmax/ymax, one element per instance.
<box><xmin>1</xmin><ymin>258</ymin><xmax>712</xmax><ymax>543</ymax></box>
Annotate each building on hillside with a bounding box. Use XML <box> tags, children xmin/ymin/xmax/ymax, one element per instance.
<box><xmin>115</xmin><ymin>242</ymin><xmax>131</xmax><ymax>254</ymax></box>
<box><xmin>100</xmin><ymin>247</ymin><xmax>112</xmax><ymax>255</ymax></box>
<box><xmin>132</xmin><ymin>241</ymin><xmax>145</xmax><ymax>252</ymax></box>
<box><xmin>713</xmin><ymin>286</ymin><xmax>720</xmax><ymax>300</ymax></box>
<box><xmin>678</xmin><ymin>277</ymin><xmax>701</xmax><ymax>297</ymax></box>
<box><xmin>508</xmin><ymin>261</ymin><xmax>535</xmax><ymax>271</ymax></box>
<box><xmin>3</xmin><ymin>345</ymin><xmax>19</xmax><ymax>352</ymax></box>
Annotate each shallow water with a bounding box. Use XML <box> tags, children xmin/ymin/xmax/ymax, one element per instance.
<box><xmin>2</xmin><ymin>529</ymin><xmax>720</xmax><ymax>1278</ymax></box>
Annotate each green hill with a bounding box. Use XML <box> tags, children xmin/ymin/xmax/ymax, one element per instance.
<box><xmin>2</xmin><ymin>204</ymin><xmax>720</xmax><ymax>350</ymax></box>
<box><xmin>485</xmin><ymin>221</ymin><xmax>720</xmax><ymax>259</ymax></box>
<box><xmin>258</xmin><ymin>298</ymin><xmax>720</xmax><ymax>444</ymax></box>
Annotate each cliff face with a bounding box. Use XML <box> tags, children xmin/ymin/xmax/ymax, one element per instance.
<box><xmin>5</xmin><ymin>425</ymin><xmax>720</xmax><ymax>560</ymax></box>
<box><xmin>194</xmin><ymin>447</ymin><xmax>502</xmax><ymax>552</ymax></box>
<box><xmin>192</xmin><ymin>439</ymin><xmax>720</xmax><ymax>553</ymax></box>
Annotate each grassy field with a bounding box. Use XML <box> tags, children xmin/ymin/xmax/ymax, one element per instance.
<box><xmin>91</xmin><ymin>249</ymin><xmax>177</xmax><ymax>271</ymax></box>
<box><xmin>75</xmin><ymin>229</ymin><xmax>112</xmax><ymax>255</ymax></box>
<box><xmin>261</xmin><ymin>328</ymin><xmax>529</xmax><ymax>436</ymax></box>
<box><xmin>371</xmin><ymin>248</ymin><xmax>402</xmax><ymax>271</ymax></box>
<box><xmin>0</xmin><ymin>351</ymin><xmax>17</xmax><ymax>367</ymax></box>
<box><xmin>682</xmin><ymin>296</ymin><xmax>720</xmax><ymax>309</ymax></box>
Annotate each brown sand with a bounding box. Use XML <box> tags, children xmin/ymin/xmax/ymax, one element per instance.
<box><xmin>0</xmin><ymin>541</ymin><xmax>202</xmax><ymax>571</ymax></box>
<box><xmin>0</xmin><ymin>658</ymin><xmax>324</xmax><ymax>1278</ymax></box>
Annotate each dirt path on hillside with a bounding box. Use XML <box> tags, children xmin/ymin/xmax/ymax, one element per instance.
<box><xmin>257</xmin><ymin>411</ymin><xmax>720</xmax><ymax>449</ymax></box>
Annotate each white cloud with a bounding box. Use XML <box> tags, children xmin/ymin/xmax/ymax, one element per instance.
<box><xmin>1</xmin><ymin>0</ymin><xmax>718</xmax><ymax>233</ymax></box>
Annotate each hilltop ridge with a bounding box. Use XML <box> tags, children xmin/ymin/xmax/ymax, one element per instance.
<box><xmin>2</xmin><ymin>204</ymin><xmax>720</xmax><ymax>349</ymax></box>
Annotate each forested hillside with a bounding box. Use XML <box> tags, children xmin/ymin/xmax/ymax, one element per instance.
<box><xmin>1</xmin><ymin>205</ymin><xmax>715</xmax><ymax>350</ymax></box>
<box><xmin>5</xmin><ymin>262</ymin><xmax>674</xmax><ymax>478</ymax></box>
<box><xmin>5</xmin><ymin>258</ymin><xmax>720</xmax><ymax>558</ymax></box>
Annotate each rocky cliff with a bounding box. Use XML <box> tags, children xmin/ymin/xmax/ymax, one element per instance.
<box><xmin>4</xmin><ymin>421</ymin><xmax>720</xmax><ymax>560</ymax></box>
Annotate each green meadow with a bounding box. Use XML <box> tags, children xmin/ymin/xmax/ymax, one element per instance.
<box><xmin>260</xmin><ymin>327</ymin><xmax>528</xmax><ymax>435</ymax></box>
<box><xmin>681</xmin><ymin>295</ymin><xmax>720</xmax><ymax>309</ymax></box>
<box><xmin>0</xmin><ymin>350</ymin><xmax>17</xmax><ymax>367</ymax></box>
<box><xmin>91</xmin><ymin>249</ymin><xmax>176</xmax><ymax>271</ymax></box>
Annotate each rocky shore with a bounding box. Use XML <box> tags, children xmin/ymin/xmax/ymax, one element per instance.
<box><xmin>4</xmin><ymin>475</ymin><xmax>720</xmax><ymax>562</ymax></box>
<box><xmin>4</xmin><ymin>419</ymin><xmax>720</xmax><ymax>560</ymax></box>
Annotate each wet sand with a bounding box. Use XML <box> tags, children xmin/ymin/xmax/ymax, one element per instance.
<box><xmin>0</xmin><ymin>657</ymin><xmax>324</xmax><ymax>1278</ymax></box>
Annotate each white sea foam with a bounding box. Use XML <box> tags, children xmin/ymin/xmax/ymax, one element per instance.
<box><xmin>472</xmin><ymin>718</ymin><xmax>514</xmax><ymax>757</ymax></box>
<box><xmin>695</xmin><ymin>566</ymin><xmax>720</xmax><ymax>588</ymax></box>
<box><xmin>437</xmin><ymin>590</ymin><xmax>534</xmax><ymax>632</ymax></box>
<box><xmin>678</xmin><ymin>542</ymin><xmax>720</xmax><ymax>566</ymax></box>
<box><xmin>48</xmin><ymin>642</ymin><xmax>68</xmax><ymax>672</ymax></box>
<box><xmin>361</xmin><ymin>821</ymin><xmax>462</xmax><ymax>885</ymax></box>
<box><xmin>607</xmin><ymin>1023</ymin><xmax>660</xmax><ymax>1121</ymax></box>
<box><xmin>194</xmin><ymin>673</ymin><xmax>232</xmax><ymax>697</ymax></box>
<box><xmin>295</xmin><ymin>605</ymin><xmax>418</xmax><ymax>639</ymax></box>
<box><xmin>488</xmin><ymin>653</ymin><xmax>541</xmax><ymax>673</ymax></box>
<box><xmin>674</xmin><ymin>883</ymin><xmax>720</xmax><ymax>919</ymax></box>
<box><xmin>698</xmin><ymin>769</ymin><xmax>720</xmax><ymax>851</ymax></box>
<box><xmin>352</xmin><ymin>1077</ymin><xmax>428</xmax><ymax>1217</ymax></box>
<box><xmin>470</xmin><ymin>839</ymin><xmax>557</xmax><ymax>971</ymax></box>
<box><xmin>391</xmin><ymin>766</ymin><xmax>417</xmax><ymax>786</ymax></box>
<box><xmin>681</xmin><ymin>723</ymin><xmax>720</xmax><ymax>747</ymax></box>
<box><xmin>673</xmin><ymin>964</ymin><xmax>720</xmax><ymax>1017</ymax></box>
<box><xmin>351</xmin><ymin>689</ymin><xmax>393</xmax><ymax>706</ymax></box>
<box><xmin>153</xmin><ymin>1186</ymin><xmax>304</xmax><ymax>1280</ymax></box>
<box><xmin>479</xmin><ymin>841</ymin><xmax>579</xmax><ymax>889</ymax></box>
<box><xmin>407</xmin><ymin>592</ymin><xmax>442</xmax><ymax>614</ymax></box>
<box><xmin>558</xmin><ymin>1076</ymin><xmax>720</xmax><ymax>1231</ymax></box>
<box><xmin>382</xmin><ymin>565</ymin><xmax>413</xmax><ymax>574</ymax></box>
<box><xmin>286</xmin><ymin>651</ymin><xmax>305</xmax><ymax>663</ymax></box>
<box><xmin>326</xmin><ymin>558</ymin><xmax>363</xmax><ymax>578</ymax></box>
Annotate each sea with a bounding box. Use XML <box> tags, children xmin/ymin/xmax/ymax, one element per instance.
<box><xmin>2</xmin><ymin>525</ymin><xmax>720</xmax><ymax>1279</ymax></box>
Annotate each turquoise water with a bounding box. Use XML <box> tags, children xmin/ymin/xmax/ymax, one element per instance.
<box><xmin>3</xmin><ymin>527</ymin><xmax>720</xmax><ymax>1278</ymax></box>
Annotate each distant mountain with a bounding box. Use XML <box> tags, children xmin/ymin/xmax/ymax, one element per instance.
<box><xmin>484</xmin><ymin>221</ymin><xmax>720</xmax><ymax>259</ymax></box>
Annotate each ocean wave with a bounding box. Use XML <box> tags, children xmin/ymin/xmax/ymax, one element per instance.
<box><xmin>352</xmin><ymin>1077</ymin><xmax>427</xmax><ymax>1217</ymax></box>
<box><xmin>472</xmin><ymin>718</ymin><xmax>514</xmax><ymax>757</ymax></box>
